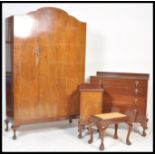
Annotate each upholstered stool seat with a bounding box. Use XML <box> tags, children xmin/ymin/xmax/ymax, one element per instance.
<box><xmin>88</xmin><ymin>112</ymin><xmax>132</xmax><ymax>150</ymax></box>
<box><xmin>95</xmin><ymin>112</ymin><xmax>127</xmax><ymax>120</ymax></box>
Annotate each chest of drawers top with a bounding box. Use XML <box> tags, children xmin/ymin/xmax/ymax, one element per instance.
<box><xmin>91</xmin><ymin>72</ymin><xmax>149</xmax><ymax>87</ymax></box>
<box><xmin>96</xmin><ymin>72</ymin><xmax>149</xmax><ymax>80</ymax></box>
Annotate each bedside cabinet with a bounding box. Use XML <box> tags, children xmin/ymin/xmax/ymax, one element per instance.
<box><xmin>78</xmin><ymin>83</ymin><xmax>104</xmax><ymax>138</ymax></box>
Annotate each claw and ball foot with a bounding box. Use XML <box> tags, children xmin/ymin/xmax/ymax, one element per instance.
<box><xmin>126</xmin><ymin>139</ymin><xmax>131</xmax><ymax>145</ymax></box>
<box><xmin>142</xmin><ymin>129</ymin><xmax>146</xmax><ymax>137</ymax></box>
<box><xmin>99</xmin><ymin>144</ymin><xmax>104</xmax><ymax>150</ymax></box>
<box><xmin>78</xmin><ymin>133</ymin><xmax>82</xmax><ymax>139</ymax></box>
<box><xmin>99</xmin><ymin>127</ymin><xmax>106</xmax><ymax>151</ymax></box>
<box><xmin>141</xmin><ymin>123</ymin><xmax>147</xmax><ymax>137</ymax></box>
<box><xmin>12</xmin><ymin>134</ymin><xmax>17</xmax><ymax>140</ymax></box>
<box><xmin>88</xmin><ymin>138</ymin><xmax>93</xmax><ymax>144</ymax></box>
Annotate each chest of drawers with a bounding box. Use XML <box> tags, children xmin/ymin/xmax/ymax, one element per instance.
<box><xmin>90</xmin><ymin>72</ymin><xmax>149</xmax><ymax>136</ymax></box>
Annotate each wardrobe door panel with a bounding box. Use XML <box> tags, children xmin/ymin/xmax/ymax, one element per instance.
<box><xmin>35</xmin><ymin>8</ymin><xmax>86</xmax><ymax>118</ymax></box>
<box><xmin>14</xmin><ymin>45</ymin><xmax>38</xmax><ymax>122</ymax></box>
<box><xmin>13</xmin><ymin>15</ymin><xmax>38</xmax><ymax>123</ymax></box>
<box><xmin>36</xmin><ymin>10</ymin><xmax>69</xmax><ymax>118</ymax></box>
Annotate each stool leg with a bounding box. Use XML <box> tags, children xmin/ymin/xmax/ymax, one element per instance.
<box><xmin>96</xmin><ymin>124</ymin><xmax>101</xmax><ymax>138</ymax></box>
<box><xmin>113</xmin><ymin>124</ymin><xmax>118</xmax><ymax>139</ymax></box>
<box><xmin>99</xmin><ymin>127</ymin><xmax>106</xmax><ymax>150</ymax></box>
<box><xmin>126</xmin><ymin>123</ymin><xmax>132</xmax><ymax>145</ymax></box>
<box><xmin>88</xmin><ymin>123</ymin><xmax>93</xmax><ymax>144</ymax></box>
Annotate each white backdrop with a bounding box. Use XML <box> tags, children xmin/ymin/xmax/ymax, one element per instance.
<box><xmin>2</xmin><ymin>2</ymin><xmax>153</xmax><ymax>120</ymax></box>
<box><xmin>2</xmin><ymin>3</ymin><xmax>153</xmax><ymax>151</ymax></box>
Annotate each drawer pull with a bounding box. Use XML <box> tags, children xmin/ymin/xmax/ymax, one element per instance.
<box><xmin>135</xmin><ymin>89</ymin><xmax>139</xmax><ymax>95</ymax></box>
<box><xmin>134</xmin><ymin>98</ymin><xmax>138</xmax><ymax>103</ymax></box>
<box><xmin>135</xmin><ymin>81</ymin><xmax>139</xmax><ymax>87</ymax></box>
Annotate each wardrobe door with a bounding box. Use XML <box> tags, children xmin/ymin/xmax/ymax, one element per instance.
<box><xmin>35</xmin><ymin>8</ymin><xmax>86</xmax><ymax>119</ymax></box>
<box><xmin>13</xmin><ymin>15</ymin><xmax>39</xmax><ymax>123</ymax></box>
<box><xmin>35</xmin><ymin>8</ymin><xmax>69</xmax><ymax>119</ymax></box>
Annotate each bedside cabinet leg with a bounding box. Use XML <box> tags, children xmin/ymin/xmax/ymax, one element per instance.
<box><xmin>113</xmin><ymin>124</ymin><xmax>118</xmax><ymax>139</ymax></box>
<box><xmin>5</xmin><ymin>119</ymin><xmax>9</xmax><ymax>132</ymax></box>
<box><xmin>69</xmin><ymin>119</ymin><xmax>72</xmax><ymax>124</ymax></box>
<box><xmin>78</xmin><ymin>124</ymin><xmax>83</xmax><ymax>138</ymax></box>
<box><xmin>69</xmin><ymin>116</ymin><xmax>73</xmax><ymax>124</ymax></box>
<box><xmin>126</xmin><ymin>123</ymin><xmax>132</xmax><ymax>145</ymax></box>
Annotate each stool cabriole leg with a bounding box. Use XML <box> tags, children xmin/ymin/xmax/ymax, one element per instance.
<box><xmin>99</xmin><ymin>127</ymin><xmax>106</xmax><ymax>150</ymax></box>
<box><xmin>113</xmin><ymin>124</ymin><xmax>118</xmax><ymax>139</ymax></box>
<box><xmin>126</xmin><ymin>123</ymin><xmax>132</xmax><ymax>145</ymax></box>
<box><xmin>88</xmin><ymin>123</ymin><xmax>93</xmax><ymax>144</ymax></box>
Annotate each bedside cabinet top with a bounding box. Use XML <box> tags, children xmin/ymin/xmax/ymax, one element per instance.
<box><xmin>78</xmin><ymin>83</ymin><xmax>104</xmax><ymax>92</ymax></box>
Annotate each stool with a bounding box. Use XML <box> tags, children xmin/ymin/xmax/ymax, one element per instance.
<box><xmin>88</xmin><ymin>112</ymin><xmax>132</xmax><ymax>150</ymax></box>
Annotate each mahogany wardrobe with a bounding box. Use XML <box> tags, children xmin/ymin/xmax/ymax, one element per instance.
<box><xmin>5</xmin><ymin>7</ymin><xmax>86</xmax><ymax>139</ymax></box>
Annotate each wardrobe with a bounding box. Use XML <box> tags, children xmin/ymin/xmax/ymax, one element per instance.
<box><xmin>5</xmin><ymin>7</ymin><xmax>86</xmax><ymax>139</ymax></box>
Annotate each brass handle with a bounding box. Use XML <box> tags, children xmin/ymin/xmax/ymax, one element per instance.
<box><xmin>135</xmin><ymin>81</ymin><xmax>139</xmax><ymax>87</ymax></box>
<box><xmin>135</xmin><ymin>88</ymin><xmax>139</xmax><ymax>95</ymax></box>
<box><xmin>134</xmin><ymin>98</ymin><xmax>138</xmax><ymax>103</ymax></box>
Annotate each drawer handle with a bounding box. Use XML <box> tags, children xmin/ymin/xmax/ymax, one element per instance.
<box><xmin>135</xmin><ymin>81</ymin><xmax>139</xmax><ymax>87</ymax></box>
<box><xmin>134</xmin><ymin>98</ymin><xmax>138</xmax><ymax>103</ymax></box>
<box><xmin>135</xmin><ymin>89</ymin><xmax>139</xmax><ymax>95</ymax></box>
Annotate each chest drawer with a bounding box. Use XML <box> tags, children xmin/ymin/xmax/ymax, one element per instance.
<box><xmin>90</xmin><ymin>76</ymin><xmax>147</xmax><ymax>88</ymax></box>
<box><xmin>103</xmin><ymin>86</ymin><xmax>147</xmax><ymax>97</ymax></box>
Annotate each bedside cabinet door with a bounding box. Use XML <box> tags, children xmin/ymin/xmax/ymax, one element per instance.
<box><xmin>80</xmin><ymin>92</ymin><xmax>103</xmax><ymax>124</ymax></box>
